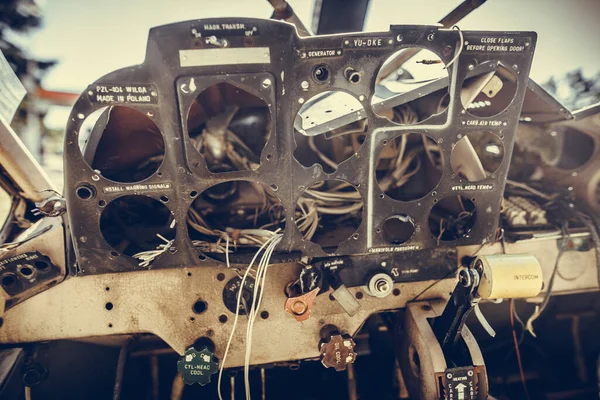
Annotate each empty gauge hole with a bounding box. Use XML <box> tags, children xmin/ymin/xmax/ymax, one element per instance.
<box><xmin>373</xmin><ymin>48</ymin><xmax>449</xmax><ymax>125</ymax></box>
<box><xmin>428</xmin><ymin>195</ymin><xmax>477</xmax><ymax>241</ymax></box>
<box><xmin>188</xmin><ymin>181</ymin><xmax>284</xmax><ymax>260</ymax></box>
<box><xmin>100</xmin><ymin>195</ymin><xmax>176</xmax><ymax>257</ymax></box>
<box><xmin>219</xmin><ymin>314</ymin><xmax>228</xmax><ymax>323</ymax></box>
<box><xmin>461</xmin><ymin>63</ymin><xmax>517</xmax><ymax>117</ymax></box>
<box><xmin>451</xmin><ymin>131</ymin><xmax>504</xmax><ymax>182</ymax></box>
<box><xmin>293</xmin><ymin>91</ymin><xmax>367</xmax><ymax>173</ymax></box>
<box><xmin>105</xmin><ymin>302</ymin><xmax>114</xmax><ymax>311</ymax></box>
<box><xmin>186</xmin><ymin>82</ymin><xmax>272</xmax><ymax>173</ymax></box>
<box><xmin>78</xmin><ymin>106</ymin><xmax>165</xmax><ymax>183</ymax></box>
<box><xmin>376</xmin><ymin>133</ymin><xmax>443</xmax><ymax>201</ymax></box>
<box><xmin>295</xmin><ymin>180</ymin><xmax>363</xmax><ymax>251</ymax></box>
<box><xmin>382</xmin><ymin>215</ymin><xmax>415</xmax><ymax>244</ymax></box>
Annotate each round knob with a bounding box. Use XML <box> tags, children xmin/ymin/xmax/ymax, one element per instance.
<box><xmin>177</xmin><ymin>346</ymin><xmax>219</xmax><ymax>386</ymax></box>
<box><xmin>319</xmin><ymin>334</ymin><xmax>357</xmax><ymax>372</ymax></box>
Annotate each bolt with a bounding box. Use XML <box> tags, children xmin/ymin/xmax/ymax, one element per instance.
<box><xmin>467</xmin><ymin>370</ymin><xmax>474</xmax><ymax>376</ymax></box>
<box><xmin>262</xmin><ymin>79</ymin><xmax>272</xmax><ymax>88</ymax></box>
<box><xmin>91</xmin><ymin>174</ymin><xmax>100</xmax><ymax>181</ymax></box>
<box><xmin>301</xmin><ymin>80</ymin><xmax>309</xmax><ymax>90</ymax></box>
<box><xmin>396</xmin><ymin>34</ymin><xmax>403</xmax><ymax>42</ymax></box>
<box><xmin>447</xmin><ymin>373</ymin><xmax>453</xmax><ymax>379</ymax></box>
<box><xmin>468</xmin><ymin>64</ymin><xmax>474</xmax><ymax>71</ymax></box>
<box><xmin>427</xmin><ymin>32</ymin><xmax>436</xmax><ymax>41</ymax></box>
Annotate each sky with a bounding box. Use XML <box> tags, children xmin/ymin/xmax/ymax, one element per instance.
<box><xmin>12</xmin><ymin>0</ymin><xmax>600</xmax><ymax>129</ymax></box>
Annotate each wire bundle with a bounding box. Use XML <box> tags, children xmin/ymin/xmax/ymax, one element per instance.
<box><xmin>295</xmin><ymin>181</ymin><xmax>363</xmax><ymax>242</ymax></box>
<box><xmin>217</xmin><ymin>233</ymin><xmax>283</xmax><ymax>400</ymax></box>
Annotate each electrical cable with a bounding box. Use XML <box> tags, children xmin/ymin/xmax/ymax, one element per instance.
<box><xmin>217</xmin><ymin>235</ymin><xmax>281</xmax><ymax>400</ymax></box>
<box><xmin>510</xmin><ymin>299</ymin><xmax>531</xmax><ymax>400</ymax></box>
<box><xmin>444</xmin><ymin>26</ymin><xmax>464</xmax><ymax>70</ymax></box>
<box><xmin>525</xmin><ymin>224</ymin><xmax>569</xmax><ymax>337</ymax></box>
<box><xmin>113</xmin><ymin>336</ymin><xmax>135</xmax><ymax>400</ymax></box>
<box><xmin>243</xmin><ymin>235</ymin><xmax>282</xmax><ymax>399</ymax></box>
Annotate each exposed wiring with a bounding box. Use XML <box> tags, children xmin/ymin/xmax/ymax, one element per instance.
<box><xmin>133</xmin><ymin>234</ymin><xmax>174</xmax><ymax>267</ymax></box>
<box><xmin>243</xmin><ymin>234</ymin><xmax>282</xmax><ymax>399</ymax></box>
<box><xmin>444</xmin><ymin>26</ymin><xmax>464</xmax><ymax>70</ymax></box>
<box><xmin>217</xmin><ymin>235</ymin><xmax>282</xmax><ymax>400</ymax></box>
<box><xmin>510</xmin><ymin>299</ymin><xmax>532</xmax><ymax>400</ymax></box>
<box><xmin>525</xmin><ymin>224</ymin><xmax>569</xmax><ymax>337</ymax></box>
<box><xmin>506</xmin><ymin>179</ymin><xmax>556</xmax><ymax>201</ymax></box>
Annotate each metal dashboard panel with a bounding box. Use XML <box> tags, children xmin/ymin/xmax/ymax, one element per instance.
<box><xmin>63</xmin><ymin>18</ymin><xmax>537</xmax><ymax>274</ymax></box>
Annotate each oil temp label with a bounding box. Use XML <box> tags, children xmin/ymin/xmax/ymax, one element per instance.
<box><xmin>88</xmin><ymin>84</ymin><xmax>158</xmax><ymax>104</ymax></box>
<box><xmin>464</xmin><ymin>36</ymin><xmax>531</xmax><ymax>53</ymax></box>
<box><xmin>368</xmin><ymin>245</ymin><xmax>420</xmax><ymax>254</ymax></box>
<box><xmin>103</xmin><ymin>182</ymin><xmax>172</xmax><ymax>194</ymax></box>
<box><xmin>451</xmin><ymin>184</ymin><xmax>494</xmax><ymax>191</ymax></box>
<box><xmin>343</xmin><ymin>37</ymin><xmax>393</xmax><ymax>49</ymax></box>
<box><xmin>191</xmin><ymin>22</ymin><xmax>259</xmax><ymax>37</ymax></box>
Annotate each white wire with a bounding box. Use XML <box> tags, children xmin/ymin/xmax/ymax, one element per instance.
<box><xmin>444</xmin><ymin>25</ymin><xmax>464</xmax><ymax>70</ymax></box>
<box><xmin>243</xmin><ymin>235</ymin><xmax>281</xmax><ymax>399</ymax></box>
<box><xmin>217</xmin><ymin>235</ymin><xmax>279</xmax><ymax>400</ymax></box>
<box><xmin>133</xmin><ymin>234</ymin><xmax>174</xmax><ymax>267</ymax></box>
<box><xmin>225</xmin><ymin>236</ymin><xmax>230</xmax><ymax>268</ymax></box>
